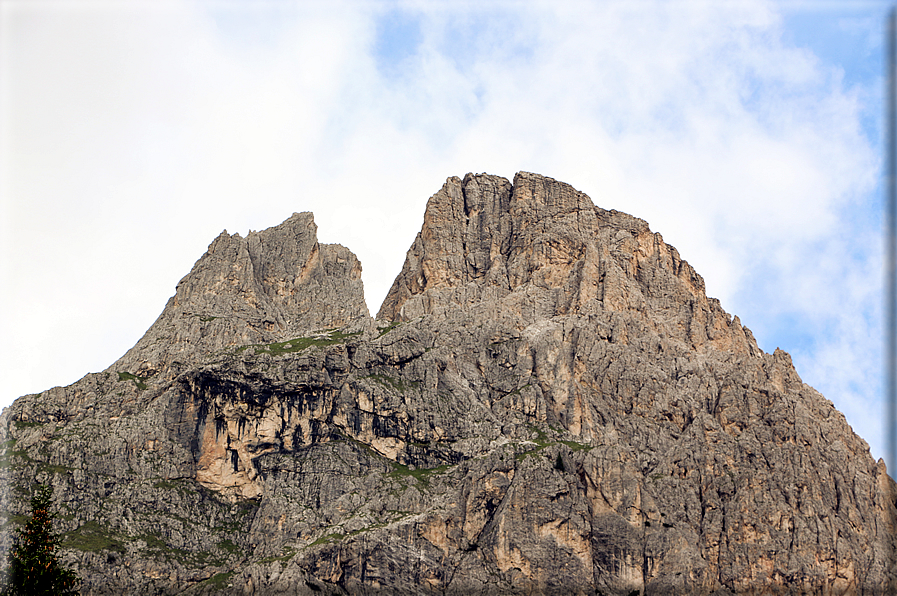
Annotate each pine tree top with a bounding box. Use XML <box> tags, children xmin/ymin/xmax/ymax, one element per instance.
<box><xmin>1</xmin><ymin>484</ymin><xmax>80</xmax><ymax>596</ymax></box>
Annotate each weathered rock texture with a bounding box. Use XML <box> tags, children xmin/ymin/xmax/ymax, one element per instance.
<box><xmin>1</xmin><ymin>172</ymin><xmax>895</xmax><ymax>595</ymax></box>
<box><xmin>115</xmin><ymin>211</ymin><xmax>369</xmax><ymax>378</ymax></box>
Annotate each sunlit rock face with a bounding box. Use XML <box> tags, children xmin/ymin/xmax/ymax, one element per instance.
<box><xmin>1</xmin><ymin>172</ymin><xmax>895</xmax><ymax>596</ymax></box>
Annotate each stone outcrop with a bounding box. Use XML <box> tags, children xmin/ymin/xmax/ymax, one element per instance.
<box><xmin>1</xmin><ymin>172</ymin><xmax>895</xmax><ymax>595</ymax></box>
<box><xmin>114</xmin><ymin>211</ymin><xmax>369</xmax><ymax>379</ymax></box>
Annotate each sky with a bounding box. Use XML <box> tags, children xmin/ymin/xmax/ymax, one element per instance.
<box><xmin>0</xmin><ymin>0</ymin><xmax>893</xmax><ymax>468</ymax></box>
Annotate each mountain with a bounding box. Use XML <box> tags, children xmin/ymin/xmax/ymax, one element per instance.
<box><xmin>1</xmin><ymin>172</ymin><xmax>894</xmax><ymax>595</ymax></box>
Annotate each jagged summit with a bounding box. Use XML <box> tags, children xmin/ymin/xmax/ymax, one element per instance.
<box><xmin>1</xmin><ymin>172</ymin><xmax>894</xmax><ymax>595</ymax></box>
<box><xmin>380</xmin><ymin>172</ymin><xmax>757</xmax><ymax>356</ymax></box>
<box><xmin>113</xmin><ymin>211</ymin><xmax>369</xmax><ymax>379</ymax></box>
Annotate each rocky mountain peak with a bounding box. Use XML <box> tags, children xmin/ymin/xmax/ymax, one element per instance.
<box><xmin>380</xmin><ymin>172</ymin><xmax>756</xmax><ymax>357</ymax></box>
<box><xmin>113</xmin><ymin>211</ymin><xmax>369</xmax><ymax>379</ymax></box>
<box><xmin>1</xmin><ymin>173</ymin><xmax>894</xmax><ymax>595</ymax></box>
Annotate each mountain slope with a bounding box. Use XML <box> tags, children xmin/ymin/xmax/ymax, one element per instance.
<box><xmin>1</xmin><ymin>172</ymin><xmax>894</xmax><ymax>595</ymax></box>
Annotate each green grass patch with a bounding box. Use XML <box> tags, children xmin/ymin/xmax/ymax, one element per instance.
<box><xmin>242</xmin><ymin>329</ymin><xmax>361</xmax><ymax>356</ymax></box>
<box><xmin>376</xmin><ymin>321</ymin><xmax>402</xmax><ymax>338</ymax></box>
<box><xmin>13</xmin><ymin>420</ymin><xmax>44</xmax><ymax>429</ymax></box>
<box><xmin>0</xmin><ymin>448</ymin><xmax>33</xmax><ymax>469</ymax></box>
<box><xmin>202</xmin><ymin>572</ymin><xmax>235</xmax><ymax>590</ymax></box>
<box><xmin>117</xmin><ymin>371</ymin><xmax>147</xmax><ymax>391</ymax></box>
<box><xmin>137</xmin><ymin>532</ymin><xmax>221</xmax><ymax>567</ymax></box>
<box><xmin>387</xmin><ymin>462</ymin><xmax>451</xmax><ymax>488</ymax></box>
<box><xmin>38</xmin><ymin>462</ymin><xmax>71</xmax><ymax>475</ymax></box>
<box><xmin>0</xmin><ymin>449</ymin><xmax>31</xmax><ymax>462</ymax></box>
<box><xmin>506</xmin><ymin>383</ymin><xmax>532</xmax><ymax>396</ymax></box>
<box><xmin>514</xmin><ymin>426</ymin><xmax>554</xmax><ymax>461</ymax></box>
<box><xmin>558</xmin><ymin>439</ymin><xmax>591</xmax><ymax>452</ymax></box>
<box><xmin>186</xmin><ymin>549</ymin><xmax>218</xmax><ymax>567</ymax></box>
<box><xmin>199</xmin><ymin>315</ymin><xmax>218</xmax><ymax>322</ymax></box>
<box><xmin>527</xmin><ymin>425</ymin><xmax>551</xmax><ymax>447</ymax></box>
<box><xmin>137</xmin><ymin>532</ymin><xmax>168</xmax><ymax>551</ymax></box>
<box><xmin>62</xmin><ymin>520</ymin><xmax>126</xmax><ymax>554</ymax></box>
<box><xmin>4</xmin><ymin>514</ymin><xmax>29</xmax><ymax>528</ymax></box>
<box><xmin>364</xmin><ymin>373</ymin><xmax>420</xmax><ymax>394</ymax></box>
<box><xmin>309</xmin><ymin>532</ymin><xmax>345</xmax><ymax>547</ymax></box>
<box><xmin>217</xmin><ymin>539</ymin><xmax>240</xmax><ymax>554</ymax></box>
<box><xmin>174</xmin><ymin>549</ymin><xmax>217</xmax><ymax>567</ymax></box>
<box><xmin>514</xmin><ymin>425</ymin><xmax>593</xmax><ymax>461</ymax></box>
<box><xmin>515</xmin><ymin>446</ymin><xmax>550</xmax><ymax>461</ymax></box>
<box><xmin>152</xmin><ymin>478</ymin><xmax>196</xmax><ymax>497</ymax></box>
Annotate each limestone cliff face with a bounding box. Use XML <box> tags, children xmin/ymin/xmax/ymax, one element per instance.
<box><xmin>379</xmin><ymin>172</ymin><xmax>754</xmax><ymax>355</ymax></box>
<box><xmin>1</xmin><ymin>173</ymin><xmax>895</xmax><ymax>596</ymax></box>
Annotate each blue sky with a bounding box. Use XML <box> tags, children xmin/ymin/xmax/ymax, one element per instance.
<box><xmin>0</xmin><ymin>0</ymin><xmax>893</xmax><ymax>469</ymax></box>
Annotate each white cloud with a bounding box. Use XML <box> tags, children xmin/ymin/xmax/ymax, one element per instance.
<box><xmin>0</xmin><ymin>0</ymin><xmax>887</xmax><ymax>464</ymax></box>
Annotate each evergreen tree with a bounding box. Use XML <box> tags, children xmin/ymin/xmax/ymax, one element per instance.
<box><xmin>1</xmin><ymin>484</ymin><xmax>80</xmax><ymax>596</ymax></box>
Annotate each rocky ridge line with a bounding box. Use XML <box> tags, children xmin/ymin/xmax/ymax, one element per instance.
<box><xmin>0</xmin><ymin>172</ymin><xmax>894</xmax><ymax>595</ymax></box>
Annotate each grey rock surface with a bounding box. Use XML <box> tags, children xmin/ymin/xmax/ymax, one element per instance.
<box><xmin>115</xmin><ymin>211</ymin><xmax>370</xmax><ymax>380</ymax></box>
<box><xmin>1</xmin><ymin>173</ymin><xmax>894</xmax><ymax>595</ymax></box>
